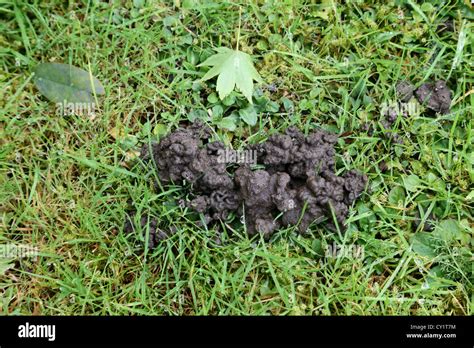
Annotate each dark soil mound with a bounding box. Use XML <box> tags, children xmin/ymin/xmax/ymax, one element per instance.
<box><xmin>414</xmin><ymin>80</ymin><xmax>451</xmax><ymax>115</ymax></box>
<box><xmin>396</xmin><ymin>80</ymin><xmax>452</xmax><ymax>115</ymax></box>
<box><xmin>126</xmin><ymin>123</ymin><xmax>367</xmax><ymax>244</ymax></box>
<box><xmin>367</xmin><ymin>80</ymin><xmax>452</xmax><ymax>144</ymax></box>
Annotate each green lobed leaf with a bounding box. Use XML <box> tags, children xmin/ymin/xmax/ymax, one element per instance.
<box><xmin>199</xmin><ymin>47</ymin><xmax>262</xmax><ymax>103</ymax></box>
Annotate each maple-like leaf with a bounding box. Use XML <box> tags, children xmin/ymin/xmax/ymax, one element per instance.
<box><xmin>199</xmin><ymin>47</ymin><xmax>262</xmax><ymax>103</ymax></box>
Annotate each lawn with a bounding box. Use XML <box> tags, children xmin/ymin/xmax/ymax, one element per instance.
<box><xmin>0</xmin><ymin>0</ymin><xmax>472</xmax><ymax>315</ymax></box>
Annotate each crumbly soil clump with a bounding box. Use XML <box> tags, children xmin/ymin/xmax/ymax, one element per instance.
<box><xmin>128</xmin><ymin>123</ymin><xmax>367</xmax><ymax>243</ymax></box>
<box><xmin>413</xmin><ymin>80</ymin><xmax>452</xmax><ymax>115</ymax></box>
<box><xmin>394</xmin><ymin>79</ymin><xmax>452</xmax><ymax>118</ymax></box>
<box><xmin>362</xmin><ymin>80</ymin><xmax>452</xmax><ymax>143</ymax></box>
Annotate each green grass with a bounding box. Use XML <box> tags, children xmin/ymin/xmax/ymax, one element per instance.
<box><xmin>0</xmin><ymin>0</ymin><xmax>472</xmax><ymax>315</ymax></box>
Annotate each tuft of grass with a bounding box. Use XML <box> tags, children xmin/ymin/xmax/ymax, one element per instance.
<box><xmin>0</xmin><ymin>0</ymin><xmax>472</xmax><ymax>315</ymax></box>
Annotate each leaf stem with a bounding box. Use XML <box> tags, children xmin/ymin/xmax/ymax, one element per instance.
<box><xmin>236</xmin><ymin>6</ymin><xmax>241</xmax><ymax>51</ymax></box>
